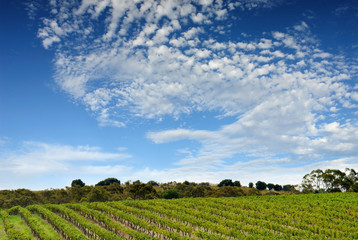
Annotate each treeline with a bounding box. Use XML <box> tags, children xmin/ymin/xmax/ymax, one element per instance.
<box><xmin>0</xmin><ymin>168</ymin><xmax>356</xmax><ymax>209</ymax></box>
<box><xmin>0</xmin><ymin>179</ymin><xmax>294</xmax><ymax>209</ymax></box>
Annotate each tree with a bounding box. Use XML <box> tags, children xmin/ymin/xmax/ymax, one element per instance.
<box><xmin>233</xmin><ymin>181</ymin><xmax>241</xmax><ymax>187</ymax></box>
<box><xmin>301</xmin><ymin>168</ymin><xmax>358</xmax><ymax>192</ymax></box>
<box><xmin>343</xmin><ymin>168</ymin><xmax>358</xmax><ymax>192</ymax></box>
<box><xmin>127</xmin><ymin>182</ymin><xmax>158</xmax><ymax>199</ymax></box>
<box><xmin>87</xmin><ymin>187</ymin><xmax>109</xmax><ymax>202</ymax></box>
<box><xmin>162</xmin><ymin>189</ymin><xmax>180</xmax><ymax>199</ymax></box>
<box><xmin>273</xmin><ymin>184</ymin><xmax>282</xmax><ymax>191</ymax></box>
<box><xmin>95</xmin><ymin>177</ymin><xmax>121</xmax><ymax>186</ymax></box>
<box><xmin>71</xmin><ymin>179</ymin><xmax>85</xmax><ymax>187</ymax></box>
<box><xmin>255</xmin><ymin>181</ymin><xmax>267</xmax><ymax>190</ymax></box>
<box><xmin>283</xmin><ymin>184</ymin><xmax>294</xmax><ymax>191</ymax></box>
<box><xmin>183</xmin><ymin>181</ymin><xmax>190</xmax><ymax>185</ymax></box>
<box><xmin>248</xmin><ymin>182</ymin><xmax>254</xmax><ymax>188</ymax></box>
<box><xmin>218</xmin><ymin>179</ymin><xmax>234</xmax><ymax>187</ymax></box>
<box><xmin>267</xmin><ymin>183</ymin><xmax>275</xmax><ymax>190</ymax></box>
<box><xmin>147</xmin><ymin>180</ymin><xmax>159</xmax><ymax>186</ymax></box>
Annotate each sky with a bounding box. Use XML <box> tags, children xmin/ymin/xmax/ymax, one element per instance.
<box><xmin>0</xmin><ymin>0</ymin><xmax>358</xmax><ymax>190</ymax></box>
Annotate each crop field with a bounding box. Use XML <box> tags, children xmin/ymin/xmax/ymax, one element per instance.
<box><xmin>0</xmin><ymin>192</ymin><xmax>357</xmax><ymax>239</ymax></box>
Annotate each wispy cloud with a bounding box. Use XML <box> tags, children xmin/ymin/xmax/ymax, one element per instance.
<box><xmin>0</xmin><ymin>141</ymin><xmax>131</xmax><ymax>176</ymax></box>
<box><xmin>133</xmin><ymin>157</ymin><xmax>358</xmax><ymax>185</ymax></box>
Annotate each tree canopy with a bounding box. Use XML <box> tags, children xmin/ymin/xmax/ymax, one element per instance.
<box><xmin>255</xmin><ymin>181</ymin><xmax>267</xmax><ymax>190</ymax></box>
<box><xmin>301</xmin><ymin>168</ymin><xmax>358</xmax><ymax>192</ymax></box>
<box><xmin>95</xmin><ymin>177</ymin><xmax>121</xmax><ymax>186</ymax></box>
<box><xmin>71</xmin><ymin>179</ymin><xmax>85</xmax><ymax>187</ymax></box>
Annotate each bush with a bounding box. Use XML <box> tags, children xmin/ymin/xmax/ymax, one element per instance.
<box><xmin>162</xmin><ymin>189</ymin><xmax>180</xmax><ymax>199</ymax></box>
<box><xmin>212</xmin><ymin>186</ymin><xmax>243</xmax><ymax>197</ymax></box>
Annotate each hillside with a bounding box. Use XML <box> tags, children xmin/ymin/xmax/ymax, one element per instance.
<box><xmin>0</xmin><ymin>192</ymin><xmax>357</xmax><ymax>239</ymax></box>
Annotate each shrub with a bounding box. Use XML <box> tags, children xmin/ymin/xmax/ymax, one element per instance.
<box><xmin>162</xmin><ymin>189</ymin><xmax>180</xmax><ymax>199</ymax></box>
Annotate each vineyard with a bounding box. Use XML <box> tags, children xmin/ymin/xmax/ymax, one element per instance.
<box><xmin>0</xmin><ymin>193</ymin><xmax>357</xmax><ymax>239</ymax></box>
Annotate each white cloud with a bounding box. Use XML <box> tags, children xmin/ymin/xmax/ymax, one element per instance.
<box><xmin>0</xmin><ymin>142</ymin><xmax>131</xmax><ymax>176</ymax></box>
<box><xmin>215</xmin><ymin>9</ymin><xmax>228</xmax><ymax>20</ymax></box>
<box><xmin>199</xmin><ymin>0</ymin><xmax>213</xmax><ymax>7</ymax></box>
<box><xmin>191</xmin><ymin>12</ymin><xmax>205</xmax><ymax>23</ymax></box>
<box><xmin>31</xmin><ymin>0</ymin><xmax>358</xmax><ymax>181</ymax></box>
<box><xmin>41</xmin><ymin>35</ymin><xmax>61</xmax><ymax>49</ymax></box>
<box><xmin>313</xmin><ymin>52</ymin><xmax>331</xmax><ymax>59</ymax></box>
<box><xmin>195</xmin><ymin>49</ymin><xmax>211</xmax><ymax>58</ymax></box>
<box><xmin>132</xmin><ymin>157</ymin><xmax>358</xmax><ymax>186</ymax></box>
<box><xmin>25</xmin><ymin>1</ymin><xmax>40</xmax><ymax>20</ymax></box>
<box><xmin>258</xmin><ymin>38</ymin><xmax>272</xmax><ymax>49</ymax></box>
<box><xmin>183</xmin><ymin>27</ymin><xmax>203</xmax><ymax>39</ymax></box>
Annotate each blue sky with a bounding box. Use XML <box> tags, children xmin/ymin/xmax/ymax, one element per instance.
<box><xmin>1</xmin><ymin>0</ymin><xmax>358</xmax><ymax>190</ymax></box>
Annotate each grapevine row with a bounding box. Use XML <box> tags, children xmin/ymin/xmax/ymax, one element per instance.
<box><xmin>46</xmin><ymin>204</ymin><xmax>124</xmax><ymax>240</ymax></box>
<box><xmin>67</xmin><ymin>203</ymin><xmax>153</xmax><ymax>239</ymax></box>
<box><xmin>107</xmin><ymin>201</ymin><xmax>224</xmax><ymax>240</ymax></box>
<box><xmin>212</xmin><ymin>196</ymin><xmax>357</xmax><ymax>237</ymax></box>
<box><xmin>90</xmin><ymin>201</ymin><xmax>192</xmax><ymax>240</ymax></box>
<box><xmin>10</xmin><ymin>206</ymin><xmax>62</xmax><ymax>240</ymax></box>
<box><xmin>27</xmin><ymin>204</ymin><xmax>88</xmax><ymax>240</ymax></box>
<box><xmin>124</xmin><ymin>199</ymin><xmax>270</xmax><ymax>239</ymax></box>
<box><xmin>0</xmin><ymin>209</ymin><xmax>32</xmax><ymax>240</ymax></box>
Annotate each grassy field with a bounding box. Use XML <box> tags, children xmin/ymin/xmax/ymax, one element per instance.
<box><xmin>0</xmin><ymin>192</ymin><xmax>357</xmax><ymax>239</ymax></box>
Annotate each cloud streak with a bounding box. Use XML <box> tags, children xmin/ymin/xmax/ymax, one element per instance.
<box><xmin>0</xmin><ymin>141</ymin><xmax>131</xmax><ymax>176</ymax></box>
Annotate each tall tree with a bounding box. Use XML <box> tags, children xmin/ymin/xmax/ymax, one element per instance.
<box><xmin>255</xmin><ymin>181</ymin><xmax>267</xmax><ymax>190</ymax></box>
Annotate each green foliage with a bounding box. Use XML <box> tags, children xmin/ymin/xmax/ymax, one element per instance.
<box><xmin>255</xmin><ymin>181</ymin><xmax>267</xmax><ymax>190</ymax></box>
<box><xmin>162</xmin><ymin>189</ymin><xmax>180</xmax><ymax>199</ymax></box>
<box><xmin>14</xmin><ymin>206</ymin><xmax>61</xmax><ymax>240</ymax></box>
<box><xmin>218</xmin><ymin>179</ymin><xmax>234</xmax><ymax>187</ymax></box>
<box><xmin>283</xmin><ymin>184</ymin><xmax>295</xmax><ymax>192</ymax></box>
<box><xmin>0</xmin><ymin>209</ymin><xmax>32</xmax><ymax>240</ymax></box>
<box><xmin>87</xmin><ymin>187</ymin><xmax>109</xmax><ymax>202</ymax></box>
<box><xmin>71</xmin><ymin>179</ymin><xmax>85</xmax><ymax>187</ymax></box>
<box><xmin>233</xmin><ymin>181</ymin><xmax>241</xmax><ymax>187</ymax></box>
<box><xmin>267</xmin><ymin>183</ymin><xmax>275</xmax><ymax>190</ymax></box>
<box><xmin>147</xmin><ymin>180</ymin><xmax>159</xmax><ymax>186</ymax></box>
<box><xmin>274</xmin><ymin>184</ymin><xmax>283</xmax><ymax>191</ymax></box>
<box><xmin>1</xmin><ymin>193</ymin><xmax>358</xmax><ymax>239</ymax></box>
<box><xmin>127</xmin><ymin>182</ymin><xmax>158</xmax><ymax>200</ymax></box>
<box><xmin>95</xmin><ymin>177</ymin><xmax>121</xmax><ymax>186</ymax></box>
<box><xmin>0</xmin><ymin>168</ymin><xmax>356</xmax><ymax>210</ymax></box>
<box><xmin>301</xmin><ymin>168</ymin><xmax>358</xmax><ymax>192</ymax></box>
<box><xmin>27</xmin><ymin>205</ymin><xmax>88</xmax><ymax>240</ymax></box>
<box><xmin>212</xmin><ymin>186</ymin><xmax>243</xmax><ymax>197</ymax></box>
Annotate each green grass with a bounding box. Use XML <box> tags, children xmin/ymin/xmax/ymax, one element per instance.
<box><xmin>0</xmin><ymin>216</ymin><xmax>7</xmax><ymax>240</ymax></box>
<box><xmin>8</xmin><ymin>215</ymin><xmax>33</xmax><ymax>239</ymax></box>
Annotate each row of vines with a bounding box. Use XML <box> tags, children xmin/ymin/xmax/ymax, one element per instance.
<box><xmin>0</xmin><ymin>192</ymin><xmax>357</xmax><ymax>239</ymax></box>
